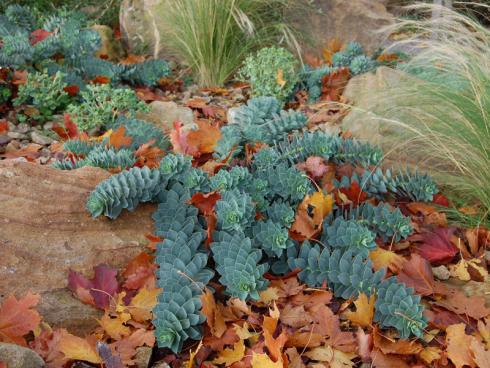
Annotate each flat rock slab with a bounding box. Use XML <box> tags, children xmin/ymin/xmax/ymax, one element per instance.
<box><xmin>0</xmin><ymin>161</ymin><xmax>156</xmax><ymax>334</ymax></box>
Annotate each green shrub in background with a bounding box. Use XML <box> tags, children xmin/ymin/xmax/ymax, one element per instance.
<box><xmin>238</xmin><ymin>46</ymin><xmax>299</xmax><ymax>102</ymax></box>
<box><xmin>155</xmin><ymin>0</ymin><xmax>304</xmax><ymax>87</ymax></box>
<box><xmin>13</xmin><ymin>71</ymin><xmax>72</xmax><ymax>123</ymax></box>
<box><xmin>66</xmin><ymin>84</ymin><xmax>149</xmax><ymax>132</ymax></box>
<box><xmin>363</xmin><ymin>3</ymin><xmax>490</xmax><ymax>227</ymax></box>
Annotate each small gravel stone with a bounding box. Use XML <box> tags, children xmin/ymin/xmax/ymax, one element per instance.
<box><xmin>0</xmin><ymin>135</ymin><xmax>12</xmax><ymax>145</ymax></box>
<box><xmin>5</xmin><ymin>140</ymin><xmax>20</xmax><ymax>152</ymax></box>
<box><xmin>432</xmin><ymin>265</ymin><xmax>450</xmax><ymax>280</ymax></box>
<box><xmin>7</xmin><ymin>120</ymin><xmax>16</xmax><ymax>131</ymax></box>
<box><xmin>16</xmin><ymin>123</ymin><xmax>30</xmax><ymax>134</ymax></box>
<box><xmin>7</xmin><ymin>131</ymin><xmax>28</xmax><ymax>139</ymax></box>
<box><xmin>43</xmin><ymin>122</ymin><xmax>54</xmax><ymax>131</ymax></box>
<box><xmin>31</xmin><ymin>131</ymin><xmax>54</xmax><ymax>145</ymax></box>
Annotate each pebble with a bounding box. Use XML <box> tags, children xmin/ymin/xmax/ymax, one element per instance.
<box><xmin>432</xmin><ymin>265</ymin><xmax>450</xmax><ymax>280</ymax></box>
<box><xmin>7</xmin><ymin>131</ymin><xmax>28</xmax><ymax>139</ymax></box>
<box><xmin>16</xmin><ymin>123</ymin><xmax>30</xmax><ymax>134</ymax></box>
<box><xmin>31</xmin><ymin>131</ymin><xmax>54</xmax><ymax>145</ymax></box>
<box><xmin>0</xmin><ymin>135</ymin><xmax>12</xmax><ymax>145</ymax></box>
<box><xmin>5</xmin><ymin>140</ymin><xmax>20</xmax><ymax>152</ymax></box>
<box><xmin>43</xmin><ymin>121</ymin><xmax>54</xmax><ymax>131</ymax></box>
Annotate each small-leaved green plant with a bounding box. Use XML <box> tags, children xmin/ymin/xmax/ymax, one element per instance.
<box><xmin>13</xmin><ymin>71</ymin><xmax>71</xmax><ymax>123</ymax></box>
<box><xmin>238</xmin><ymin>46</ymin><xmax>299</xmax><ymax>102</ymax></box>
<box><xmin>66</xmin><ymin>84</ymin><xmax>149</xmax><ymax>132</ymax></box>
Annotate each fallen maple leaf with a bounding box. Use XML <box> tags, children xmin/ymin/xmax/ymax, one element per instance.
<box><xmin>304</xmin><ymin>345</ymin><xmax>356</xmax><ymax>367</ymax></box>
<box><xmin>1</xmin><ymin>143</ymin><xmax>43</xmax><ymax>161</ymax></box>
<box><xmin>470</xmin><ymin>338</ymin><xmax>490</xmax><ymax>368</ymax></box>
<box><xmin>30</xmin><ymin>325</ymin><xmax>67</xmax><ymax>368</ymax></box>
<box><xmin>446</xmin><ymin>324</ymin><xmax>476</xmax><ymax>368</ymax></box>
<box><xmin>449</xmin><ymin>258</ymin><xmax>488</xmax><ymax>282</ymax></box>
<box><xmin>0</xmin><ymin>120</ymin><xmax>9</xmax><ymax>134</ymax></box>
<box><xmin>30</xmin><ymin>29</ymin><xmax>53</xmax><ymax>45</ymax></box>
<box><xmin>212</xmin><ymin>340</ymin><xmax>246</xmax><ymax>366</ymax></box>
<box><xmin>108</xmin><ymin>125</ymin><xmax>132</xmax><ymax>149</ymax></box>
<box><xmin>369</xmin><ymin>247</ymin><xmax>406</xmax><ymax>273</ymax></box>
<box><xmin>416</xmin><ymin>227</ymin><xmax>459</xmax><ymax>264</ymax></box>
<box><xmin>336</xmin><ymin>181</ymin><xmax>368</xmax><ymax>207</ymax></box>
<box><xmin>436</xmin><ymin>289</ymin><xmax>490</xmax><ymax>320</ymax></box>
<box><xmin>134</xmin><ymin>142</ymin><xmax>165</xmax><ymax>169</ymax></box>
<box><xmin>97</xmin><ymin>341</ymin><xmax>125</xmax><ymax>368</ymax></box>
<box><xmin>110</xmin><ymin>328</ymin><xmax>155</xmax><ymax>365</ymax></box>
<box><xmin>285</xmin><ymin>347</ymin><xmax>306</xmax><ymax>368</ymax></box>
<box><xmin>58</xmin><ymin>332</ymin><xmax>102</xmax><ymax>364</ymax></box>
<box><xmin>122</xmin><ymin>252</ymin><xmax>156</xmax><ymax>290</ymax></box>
<box><xmin>290</xmin><ymin>191</ymin><xmax>334</xmax><ymax>240</ymax></box>
<box><xmin>52</xmin><ymin>114</ymin><xmax>80</xmax><ymax>141</ymax></box>
<box><xmin>370</xmin><ymin>348</ymin><xmax>411</xmax><ymax>368</ymax></box>
<box><xmin>251</xmin><ymin>353</ymin><xmax>283</xmax><ymax>368</ymax></box>
<box><xmin>280</xmin><ymin>304</ymin><xmax>313</xmax><ymax>329</ymax></box>
<box><xmin>189</xmin><ymin>191</ymin><xmax>221</xmax><ymax>216</ymax></box>
<box><xmin>201</xmin><ymin>289</ymin><xmax>227</xmax><ymax>338</ymax></box>
<box><xmin>0</xmin><ymin>293</ymin><xmax>41</xmax><ymax>346</ymax></box>
<box><xmin>397</xmin><ymin>253</ymin><xmax>435</xmax><ymax>296</ymax></box>
<box><xmin>98</xmin><ymin>312</ymin><xmax>131</xmax><ymax>340</ymax></box>
<box><xmin>419</xmin><ymin>346</ymin><xmax>442</xmax><ymax>365</ymax></box>
<box><xmin>321</xmin><ymin>67</ymin><xmax>350</xmax><ymax>102</ymax></box>
<box><xmin>323</xmin><ymin>38</ymin><xmax>344</xmax><ymax>65</ymax></box>
<box><xmin>296</xmin><ymin>156</ymin><xmax>331</xmax><ymax>180</ymax></box>
<box><xmin>128</xmin><ymin>286</ymin><xmax>161</xmax><ymax>323</ymax></box>
<box><xmin>68</xmin><ymin>264</ymin><xmax>119</xmax><ymax>310</ymax></box>
<box><xmin>372</xmin><ymin>328</ymin><xmax>422</xmax><ymax>355</ymax></box>
<box><xmin>344</xmin><ymin>293</ymin><xmax>375</xmax><ymax>328</ymax></box>
<box><xmin>185</xmin><ymin>119</ymin><xmax>222</xmax><ymax>157</ymax></box>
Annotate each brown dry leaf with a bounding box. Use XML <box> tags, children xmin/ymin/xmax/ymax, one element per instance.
<box><xmin>286</xmin><ymin>331</ymin><xmax>324</xmax><ymax>348</ymax></box>
<box><xmin>290</xmin><ymin>191</ymin><xmax>334</xmax><ymax>240</ymax></box>
<box><xmin>0</xmin><ymin>293</ymin><xmax>41</xmax><ymax>346</ymax></box>
<box><xmin>108</xmin><ymin>125</ymin><xmax>132</xmax><ymax>149</ymax></box>
<box><xmin>119</xmin><ymin>54</ymin><xmax>146</xmax><ymax>65</ymax></box>
<box><xmin>1</xmin><ymin>143</ymin><xmax>43</xmax><ymax>162</ymax></box>
<box><xmin>122</xmin><ymin>252</ymin><xmax>156</xmax><ymax>290</ymax></box>
<box><xmin>323</xmin><ymin>38</ymin><xmax>344</xmax><ymax>65</ymax></box>
<box><xmin>446</xmin><ymin>323</ymin><xmax>476</xmax><ymax>368</ymax></box>
<box><xmin>372</xmin><ymin>328</ymin><xmax>422</xmax><ymax>355</ymax></box>
<box><xmin>251</xmin><ymin>353</ymin><xmax>283</xmax><ymax>368</ymax></box>
<box><xmin>128</xmin><ymin>286</ymin><xmax>161</xmax><ymax>322</ymax></box>
<box><xmin>110</xmin><ymin>328</ymin><xmax>155</xmax><ymax>365</ymax></box>
<box><xmin>310</xmin><ymin>304</ymin><xmax>356</xmax><ymax>352</ymax></box>
<box><xmin>201</xmin><ymin>289</ymin><xmax>227</xmax><ymax>338</ymax></box>
<box><xmin>344</xmin><ymin>293</ymin><xmax>375</xmax><ymax>328</ymax></box>
<box><xmin>397</xmin><ymin>253</ymin><xmax>435</xmax><ymax>296</ymax></box>
<box><xmin>436</xmin><ymin>289</ymin><xmax>490</xmax><ymax>320</ymax></box>
<box><xmin>478</xmin><ymin>318</ymin><xmax>490</xmax><ymax>349</ymax></box>
<box><xmin>369</xmin><ymin>247</ymin><xmax>406</xmax><ymax>273</ymax></box>
<box><xmin>134</xmin><ymin>142</ymin><xmax>165</xmax><ymax>169</ymax></box>
<box><xmin>270</xmin><ymin>277</ymin><xmax>305</xmax><ymax>298</ymax></box>
<box><xmin>320</xmin><ymin>67</ymin><xmax>350</xmax><ymax>102</ymax></box>
<box><xmin>470</xmin><ymin>338</ymin><xmax>490</xmax><ymax>368</ymax></box>
<box><xmin>212</xmin><ymin>339</ymin><xmax>246</xmax><ymax>366</ymax></box>
<box><xmin>285</xmin><ymin>347</ymin><xmax>306</xmax><ymax>368</ymax></box>
<box><xmin>280</xmin><ymin>304</ymin><xmax>313</xmax><ymax>329</ymax></box>
<box><xmin>419</xmin><ymin>346</ymin><xmax>442</xmax><ymax>365</ymax></box>
<box><xmin>58</xmin><ymin>332</ymin><xmax>102</xmax><ymax>364</ymax></box>
<box><xmin>262</xmin><ymin>303</ymin><xmax>287</xmax><ymax>362</ymax></box>
<box><xmin>370</xmin><ymin>348</ymin><xmax>410</xmax><ymax>368</ymax></box>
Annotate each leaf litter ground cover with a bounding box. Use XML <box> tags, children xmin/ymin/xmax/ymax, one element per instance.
<box><xmin>0</xmin><ymin>8</ymin><xmax>489</xmax><ymax>366</ymax></box>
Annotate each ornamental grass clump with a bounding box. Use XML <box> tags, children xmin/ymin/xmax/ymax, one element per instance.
<box><xmin>362</xmin><ymin>3</ymin><xmax>489</xmax><ymax>227</ymax></box>
<box><xmin>154</xmin><ymin>0</ymin><xmax>303</xmax><ymax>86</ymax></box>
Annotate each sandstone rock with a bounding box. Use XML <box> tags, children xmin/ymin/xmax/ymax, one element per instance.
<box><xmin>0</xmin><ymin>161</ymin><xmax>155</xmax><ymax>334</ymax></box>
<box><xmin>30</xmin><ymin>131</ymin><xmax>54</xmax><ymax>146</ymax></box>
<box><xmin>139</xmin><ymin>101</ymin><xmax>195</xmax><ymax>132</ymax></box>
<box><xmin>92</xmin><ymin>24</ymin><xmax>124</xmax><ymax>61</ymax></box>
<box><xmin>289</xmin><ymin>0</ymin><xmax>395</xmax><ymax>55</ymax></box>
<box><xmin>0</xmin><ymin>343</ymin><xmax>45</xmax><ymax>368</ymax></box>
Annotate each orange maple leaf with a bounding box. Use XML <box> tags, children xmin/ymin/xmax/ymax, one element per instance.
<box><xmin>188</xmin><ymin>191</ymin><xmax>221</xmax><ymax>216</ymax></box>
<box><xmin>201</xmin><ymin>289</ymin><xmax>227</xmax><ymax>338</ymax></box>
<box><xmin>108</xmin><ymin>125</ymin><xmax>132</xmax><ymax>149</ymax></box>
<box><xmin>323</xmin><ymin>38</ymin><xmax>345</xmax><ymax>65</ymax></box>
<box><xmin>0</xmin><ymin>293</ymin><xmax>41</xmax><ymax>346</ymax></box>
<box><xmin>134</xmin><ymin>141</ymin><xmax>165</xmax><ymax>169</ymax></box>
<box><xmin>320</xmin><ymin>67</ymin><xmax>350</xmax><ymax>102</ymax></box>
<box><xmin>185</xmin><ymin>119</ymin><xmax>222</xmax><ymax>157</ymax></box>
<box><xmin>290</xmin><ymin>191</ymin><xmax>334</xmax><ymax>241</ymax></box>
<box><xmin>344</xmin><ymin>293</ymin><xmax>375</xmax><ymax>328</ymax></box>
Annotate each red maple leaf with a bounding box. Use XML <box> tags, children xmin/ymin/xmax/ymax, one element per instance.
<box><xmin>336</xmin><ymin>181</ymin><xmax>368</xmax><ymax>207</ymax></box>
<box><xmin>30</xmin><ymin>29</ymin><xmax>52</xmax><ymax>45</ymax></box>
<box><xmin>415</xmin><ymin>227</ymin><xmax>459</xmax><ymax>265</ymax></box>
<box><xmin>52</xmin><ymin>114</ymin><xmax>80</xmax><ymax>140</ymax></box>
<box><xmin>433</xmin><ymin>193</ymin><xmax>450</xmax><ymax>207</ymax></box>
<box><xmin>63</xmin><ymin>85</ymin><xmax>80</xmax><ymax>97</ymax></box>
<box><xmin>188</xmin><ymin>191</ymin><xmax>222</xmax><ymax>216</ymax></box>
<box><xmin>320</xmin><ymin>67</ymin><xmax>350</xmax><ymax>102</ymax></box>
<box><xmin>68</xmin><ymin>264</ymin><xmax>119</xmax><ymax>309</ymax></box>
<box><xmin>397</xmin><ymin>254</ymin><xmax>435</xmax><ymax>296</ymax></box>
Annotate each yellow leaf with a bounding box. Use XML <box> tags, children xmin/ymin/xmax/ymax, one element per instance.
<box><xmin>277</xmin><ymin>69</ymin><xmax>286</xmax><ymax>87</ymax></box>
<box><xmin>58</xmin><ymin>333</ymin><xmax>102</xmax><ymax>364</ymax></box>
<box><xmin>212</xmin><ymin>340</ymin><xmax>246</xmax><ymax>366</ymax></box>
<box><xmin>251</xmin><ymin>353</ymin><xmax>283</xmax><ymax>368</ymax></box>
<box><xmin>446</xmin><ymin>324</ymin><xmax>476</xmax><ymax>368</ymax></box>
<box><xmin>344</xmin><ymin>293</ymin><xmax>375</xmax><ymax>328</ymax></box>
<box><xmin>201</xmin><ymin>288</ymin><xmax>227</xmax><ymax>338</ymax></box>
<box><xmin>309</xmin><ymin>191</ymin><xmax>334</xmax><ymax>221</ymax></box>
<box><xmin>290</xmin><ymin>191</ymin><xmax>334</xmax><ymax>241</ymax></box>
<box><xmin>186</xmin><ymin>340</ymin><xmax>203</xmax><ymax>368</ymax></box>
<box><xmin>370</xmin><ymin>247</ymin><xmax>406</xmax><ymax>273</ymax></box>
<box><xmin>304</xmin><ymin>345</ymin><xmax>356</xmax><ymax>368</ymax></box>
<box><xmin>419</xmin><ymin>346</ymin><xmax>442</xmax><ymax>364</ymax></box>
<box><xmin>449</xmin><ymin>258</ymin><xmax>488</xmax><ymax>281</ymax></box>
<box><xmin>233</xmin><ymin>322</ymin><xmax>254</xmax><ymax>340</ymax></box>
<box><xmin>91</xmin><ymin>129</ymin><xmax>112</xmax><ymax>142</ymax></box>
<box><xmin>259</xmin><ymin>287</ymin><xmax>280</xmax><ymax>304</ymax></box>
<box><xmin>98</xmin><ymin>312</ymin><xmax>131</xmax><ymax>340</ymax></box>
<box><xmin>129</xmin><ymin>287</ymin><xmax>161</xmax><ymax>322</ymax></box>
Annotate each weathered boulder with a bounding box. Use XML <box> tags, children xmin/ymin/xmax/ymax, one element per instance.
<box><xmin>139</xmin><ymin>101</ymin><xmax>195</xmax><ymax>132</ymax></box>
<box><xmin>0</xmin><ymin>161</ymin><xmax>155</xmax><ymax>334</ymax></box>
<box><xmin>0</xmin><ymin>343</ymin><xmax>45</xmax><ymax>368</ymax></box>
<box><xmin>289</xmin><ymin>0</ymin><xmax>395</xmax><ymax>55</ymax></box>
